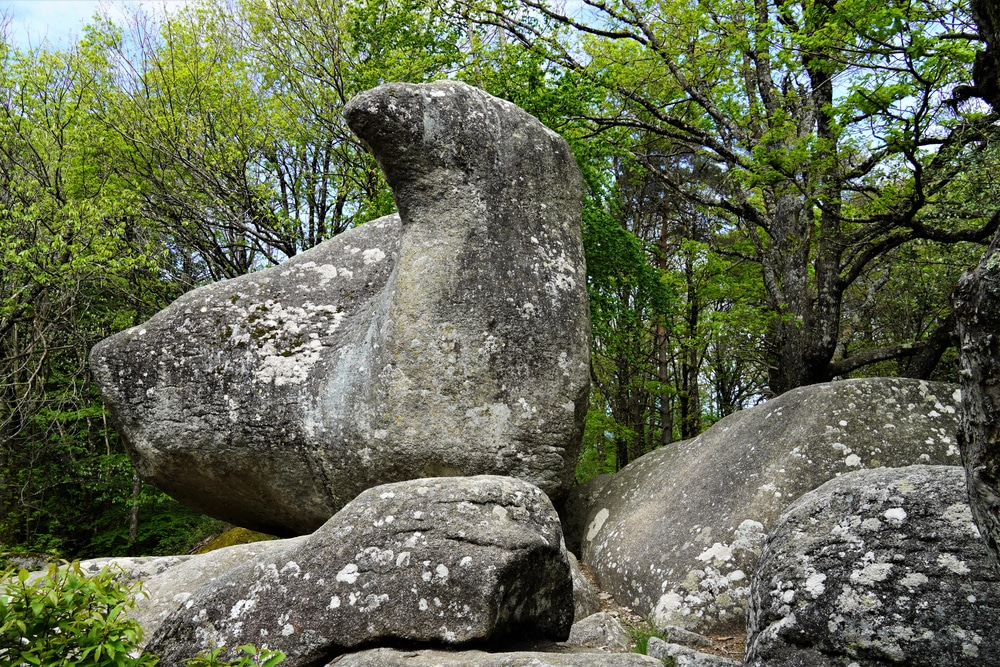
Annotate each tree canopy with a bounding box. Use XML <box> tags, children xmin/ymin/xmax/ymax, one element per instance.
<box><xmin>0</xmin><ymin>0</ymin><xmax>996</xmax><ymax>558</ymax></box>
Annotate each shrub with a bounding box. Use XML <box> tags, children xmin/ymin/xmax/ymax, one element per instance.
<box><xmin>0</xmin><ymin>561</ymin><xmax>155</xmax><ymax>666</ymax></box>
<box><xmin>0</xmin><ymin>562</ymin><xmax>285</xmax><ymax>667</ymax></box>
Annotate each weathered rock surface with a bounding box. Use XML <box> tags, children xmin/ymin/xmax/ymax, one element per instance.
<box><xmin>127</xmin><ymin>539</ymin><xmax>306</xmax><ymax>642</ymax></box>
<box><xmin>646</xmin><ymin>637</ymin><xmax>741</xmax><ymax>667</ymax></box>
<box><xmin>746</xmin><ymin>465</ymin><xmax>1000</xmax><ymax>666</ymax></box>
<box><xmin>327</xmin><ymin>646</ymin><xmax>662</xmax><ymax>666</ymax></box>
<box><xmin>146</xmin><ymin>476</ymin><xmax>573</xmax><ymax>667</ymax></box>
<box><xmin>567</xmin><ymin>552</ymin><xmax>601</xmax><ymax>621</ymax></box>
<box><xmin>566</xmin><ymin>611</ymin><xmax>631</xmax><ymax>652</ymax></box>
<box><xmin>90</xmin><ymin>81</ymin><xmax>590</xmax><ymax>536</ymax></box>
<box><xmin>658</xmin><ymin>625</ymin><xmax>713</xmax><ymax>649</ymax></box>
<box><xmin>574</xmin><ymin>378</ymin><xmax>964</xmax><ymax>634</ymax></box>
<box><xmin>560</xmin><ymin>473</ymin><xmax>613</xmax><ymax>556</ymax></box>
<box><xmin>954</xmin><ymin>233</ymin><xmax>1000</xmax><ymax>569</ymax></box>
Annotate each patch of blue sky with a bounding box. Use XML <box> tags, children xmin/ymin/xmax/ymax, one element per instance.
<box><xmin>2</xmin><ymin>1</ymin><xmax>188</xmax><ymax>50</ymax></box>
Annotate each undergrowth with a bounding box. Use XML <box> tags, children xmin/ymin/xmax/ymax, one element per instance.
<box><xmin>0</xmin><ymin>561</ymin><xmax>284</xmax><ymax>666</ymax></box>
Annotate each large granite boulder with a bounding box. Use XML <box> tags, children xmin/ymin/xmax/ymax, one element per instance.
<box><xmin>90</xmin><ymin>81</ymin><xmax>590</xmax><ymax>536</ymax></box>
<box><xmin>146</xmin><ymin>476</ymin><xmax>574</xmax><ymax>667</ymax></box>
<box><xmin>746</xmin><ymin>465</ymin><xmax>1000</xmax><ymax>666</ymax></box>
<box><xmin>573</xmin><ymin>378</ymin><xmax>964</xmax><ymax>634</ymax></box>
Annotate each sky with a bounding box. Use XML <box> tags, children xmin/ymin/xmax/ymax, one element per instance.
<box><xmin>2</xmin><ymin>1</ymin><xmax>188</xmax><ymax>48</ymax></box>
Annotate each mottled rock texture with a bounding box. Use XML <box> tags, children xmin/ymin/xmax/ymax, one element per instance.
<box><xmin>566</xmin><ymin>611</ymin><xmax>631</xmax><ymax>652</ymax></box>
<box><xmin>146</xmin><ymin>476</ymin><xmax>573</xmax><ymax>667</ymax></box>
<box><xmin>746</xmin><ymin>465</ymin><xmax>1000</xmax><ymax>667</ymax></box>
<box><xmin>573</xmin><ymin>378</ymin><xmax>964</xmax><ymax>634</ymax></box>
<box><xmin>646</xmin><ymin>637</ymin><xmax>741</xmax><ymax>667</ymax></box>
<box><xmin>119</xmin><ymin>539</ymin><xmax>306</xmax><ymax>643</ymax></box>
<box><xmin>90</xmin><ymin>81</ymin><xmax>590</xmax><ymax>536</ymax></box>
<box><xmin>954</xmin><ymin>233</ymin><xmax>1000</xmax><ymax>569</ymax></box>
<box><xmin>567</xmin><ymin>552</ymin><xmax>601</xmax><ymax>621</ymax></box>
<box><xmin>327</xmin><ymin>647</ymin><xmax>663</xmax><ymax>666</ymax></box>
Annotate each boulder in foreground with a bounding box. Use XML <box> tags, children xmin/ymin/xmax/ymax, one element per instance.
<box><xmin>146</xmin><ymin>476</ymin><xmax>573</xmax><ymax>667</ymax></box>
<box><xmin>746</xmin><ymin>465</ymin><xmax>1000</xmax><ymax>667</ymax></box>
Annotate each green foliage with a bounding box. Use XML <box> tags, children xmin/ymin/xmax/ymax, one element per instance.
<box><xmin>185</xmin><ymin>645</ymin><xmax>285</xmax><ymax>667</ymax></box>
<box><xmin>0</xmin><ymin>562</ymin><xmax>286</xmax><ymax>667</ymax></box>
<box><xmin>576</xmin><ymin>403</ymin><xmax>620</xmax><ymax>483</ymax></box>
<box><xmin>0</xmin><ymin>562</ymin><xmax>155</xmax><ymax>667</ymax></box>
<box><xmin>623</xmin><ymin>618</ymin><xmax>662</xmax><ymax>654</ymax></box>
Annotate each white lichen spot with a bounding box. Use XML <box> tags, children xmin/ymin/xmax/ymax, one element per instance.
<box><xmin>419</xmin><ymin>598</ymin><xmax>429</xmax><ymax>611</ymax></box>
<box><xmin>696</xmin><ymin>542</ymin><xmax>734</xmax><ymax>564</ymax></box>
<box><xmin>586</xmin><ymin>508</ymin><xmax>610</xmax><ymax>541</ymax></box>
<box><xmin>337</xmin><ymin>563</ymin><xmax>360</xmax><ymax>584</ymax></box>
<box><xmin>230</xmin><ymin>599</ymin><xmax>255</xmax><ymax>619</ymax></box>
<box><xmin>845</xmin><ymin>454</ymin><xmax>862</xmax><ymax>467</ymax></box>
<box><xmin>363</xmin><ymin>248</ymin><xmax>386</xmax><ymax>265</ymax></box>
<box><xmin>805</xmin><ymin>572</ymin><xmax>827</xmax><ymax>598</ymax></box>
<box><xmin>281</xmin><ymin>624</ymin><xmax>295</xmax><ymax>636</ymax></box>
<box><xmin>884</xmin><ymin>507</ymin><xmax>907</xmax><ymax>526</ymax></box>
<box><xmin>329</xmin><ymin>595</ymin><xmax>341</xmax><ymax>609</ymax></box>
<box><xmin>396</xmin><ymin>552</ymin><xmax>411</xmax><ymax>567</ymax></box>
<box><xmin>860</xmin><ymin>518</ymin><xmax>883</xmax><ymax>532</ymax></box>
<box><xmin>900</xmin><ymin>572</ymin><xmax>928</xmax><ymax>588</ymax></box>
<box><xmin>937</xmin><ymin>553</ymin><xmax>971</xmax><ymax>575</ymax></box>
<box><xmin>459</xmin><ymin>556</ymin><xmax>473</xmax><ymax>568</ymax></box>
<box><xmin>851</xmin><ymin>562</ymin><xmax>892</xmax><ymax>585</ymax></box>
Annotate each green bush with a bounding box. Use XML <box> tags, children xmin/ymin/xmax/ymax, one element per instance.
<box><xmin>0</xmin><ymin>562</ymin><xmax>285</xmax><ymax>667</ymax></box>
<box><xmin>0</xmin><ymin>561</ymin><xmax>155</xmax><ymax>666</ymax></box>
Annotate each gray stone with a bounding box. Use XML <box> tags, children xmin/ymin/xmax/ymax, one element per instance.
<box><xmin>90</xmin><ymin>80</ymin><xmax>590</xmax><ymax>536</ymax></box>
<box><xmin>646</xmin><ymin>637</ymin><xmax>741</xmax><ymax>667</ymax></box>
<box><xmin>78</xmin><ymin>555</ymin><xmax>192</xmax><ymax>585</ymax></box>
<box><xmin>125</xmin><ymin>539</ymin><xmax>306</xmax><ymax>643</ymax></box>
<box><xmin>954</xmin><ymin>237</ymin><xmax>1000</xmax><ymax>569</ymax></box>
<box><xmin>327</xmin><ymin>647</ymin><xmax>663</xmax><ymax>666</ymax></box>
<box><xmin>567</xmin><ymin>611</ymin><xmax>631</xmax><ymax>652</ymax></box>
<box><xmin>561</xmin><ymin>473</ymin><xmax>613</xmax><ymax>556</ymax></box>
<box><xmin>24</xmin><ymin>555</ymin><xmax>191</xmax><ymax>587</ymax></box>
<box><xmin>568</xmin><ymin>551</ymin><xmax>601</xmax><ymax>621</ymax></box>
<box><xmin>575</xmin><ymin>378</ymin><xmax>964</xmax><ymax>634</ymax></box>
<box><xmin>746</xmin><ymin>465</ymin><xmax>1000</xmax><ymax>667</ymax></box>
<box><xmin>658</xmin><ymin>625</ymin><xmax>713</xmax><ymax>649</ymax></box>
<box><xmin>146</xmin><ymin>476</ymin><xmax>573</xmax><ymax>667</ymax></box>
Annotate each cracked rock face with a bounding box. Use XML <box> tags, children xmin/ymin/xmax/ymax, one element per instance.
<box><xmin>746</xmin><ymin>465</ymin><xmax>1000</xmax><ymax>667</ymax></box>
<box><xmin>145</xmin><ymin>476</ymin><xmax>574</xmax><ymax>667</ymax></box>
<box><xmin>571</xmin><ymin>378</ymin><xmax>965</xmax><ymax>635</ymax></box>
<box><xmin>89</xmin><ymin>81</ymin><xmax>590</xmax><ymax>536</ymax></box>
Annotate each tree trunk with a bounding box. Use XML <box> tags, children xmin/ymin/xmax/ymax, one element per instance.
<box><xmin>954</xmin><ymin>232</ymin><xmax>1000</xmax><ymax>568</ymax></box>
<box><xmin>128</xmin><ymin>470</ymin><xmax>142</xmax><ymax>547</ymax></box>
